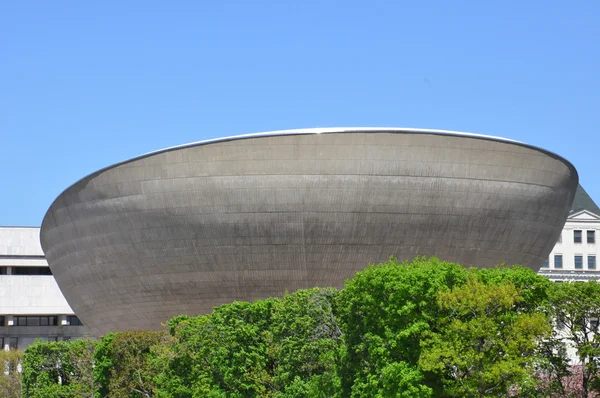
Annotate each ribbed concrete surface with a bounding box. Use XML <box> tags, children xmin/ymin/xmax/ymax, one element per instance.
<box><xmin>40</xmin><ymin>129</ymin><xmax>578</xmax><ymax>335</ymax></box>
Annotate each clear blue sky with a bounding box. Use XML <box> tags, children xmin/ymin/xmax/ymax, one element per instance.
<box><xmin>1</xmin><ymin>1</ymin><xmax>599</xmax><ymax>226</ymax></box>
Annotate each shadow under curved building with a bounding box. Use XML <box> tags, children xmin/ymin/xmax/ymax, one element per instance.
<box><xmin>40</xmin><ymin>128</ymin><xmax>578</xmax><ymax>335</ymax></box>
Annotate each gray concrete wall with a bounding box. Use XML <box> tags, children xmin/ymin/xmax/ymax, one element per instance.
<box><xmin>40</xmin><ymin>129</ymin><xmax>579</xmax><ymax>335</ymax></box>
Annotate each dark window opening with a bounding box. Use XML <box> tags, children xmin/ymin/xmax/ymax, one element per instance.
<box><xmin>14</xmin><ymin>316</ymin><xmax>58</xmax><ymax>326</ymax></box>
<box><xmin>12</xmin><ymin>266</ymin><xmax>52</xmax><ymax>275</ymax></box>
<box><xmin>575</xmin><ymin>255</ymin><xmax>583</xmax><ymax>269</ymax></box>
<box><xmin>588</xmin><ymin>230</ymin><xmax>596</xmax><ymax>244</ymax></box>
<box><xmin>589</xmin><ymin>255</ymin><xmax>596</xmax><ymax>269</ymax></box>
<box><xmin>0</xmin><ymin>266</ymin><xmax>7</xmax><ymax>275</ymax></box>
<box><xmin>9</xmin><ymin>337</ymin><xmax>18</xmax><ymax>350</ymax></box>
<box><xmin>67</xmin><ymin>316</ymin><xmax>83</xmax><ymax>326</ymax></box>
<box><xmin>555</xmin><ymin>255</ymin><xmax>563</xmax><ymax>268</ymax></box>
<box><xmin>575</xmin><ymin>230</ymin><xmax>582</xmax><ymax>243</ymax></box>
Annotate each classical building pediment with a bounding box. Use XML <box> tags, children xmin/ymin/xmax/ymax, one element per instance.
<box><xmin>568</xmin><ymin>209</ymin><xmax>600</xmax><ymax>222</ymax></box>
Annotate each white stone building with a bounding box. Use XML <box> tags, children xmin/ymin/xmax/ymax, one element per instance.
<box><xmin>0</xmin><ymin>226</ymin><xmax>88</xmax><ymax>350</ymax></box>
<box><xmin>538</xmin><ymin>185</ymin><xmax>600</xmax><ymax>283</ymax></box>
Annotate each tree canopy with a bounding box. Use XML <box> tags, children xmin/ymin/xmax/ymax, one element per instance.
<box><xmin>19</xmin><ymin>257</ymin><xmax>600</xmax><ymax>397</ymax></box>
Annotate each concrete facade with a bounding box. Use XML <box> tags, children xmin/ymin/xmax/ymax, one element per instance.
<box><xmin>40</xmin><ymin>128</ymin><xmax>579</xmax><ymax>335</ymax></box>
<box><xmin>0</xmin><ymin>227</ymin><xmax>88</xmax><ymax>349</ymax></box>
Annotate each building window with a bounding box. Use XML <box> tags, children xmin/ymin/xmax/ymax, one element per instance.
<box><xmin>575</xmin><ymin>230</ymin><xmax>582</xmax><ymax>243</ymax></box>
<box><xmin>554</xmin><ymin>255</ymin><xmax>563</xmax><ymax>268</ymax></box>
<box><xmin>589</xmin><ymin>255</ymin><xmax>596</xmax><ymax>269</ymax></box>
<box><xmin>0</xmin><ymin>266</ymin><xmax>7</xmax><ymax>275</ymax></box>
<box><xmin>67</xmin><ymin>316</ymin><xmax>83</xmax><ymax>326</ymax></box>
<box><xmin>588</xmin><ymin>231</ymin><xmax>596</xmax><ymax>244</ymax></box>
<box><xmin>14</xmin><ymin>316</ymin><xmax>58</xmax><ymax>326</ymax></box>
<box><xmin>40</xmin><ymin>316</ymin><xmax>57</xmax><ymax>326</ymax></box>
<box><xmin>9</xmin><ymin>337</ymin><xmax>18</xmax><ymax>350</ymax></box>
<box><xmin>542</xmin><ymin>258</ymin><xmax>549</xmax><ymax>268</ymax></box>
<box><xmin>575</xmin><ymin>255</ymin><xmax>583</xmax><ymax>269</ymax></box>
<box><xmin>11</xmin><ymin>266</ymin><xmax>52</xmax><ymax>276</ymax></box>
<box><xmin>0</xmin><ymin>316</ymin><xmax>4</xmax><ymax>326</ymax></box>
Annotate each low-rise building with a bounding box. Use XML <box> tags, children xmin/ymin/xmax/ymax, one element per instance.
<box><xmin>0</xmin><ymin>226</ymin><xmax>88</xmax><ymax>350</ymax></box>
<box><xmin>538</xmin><ymin>185</ymin><xmax>600</xmax><ymax>283</ymax></box>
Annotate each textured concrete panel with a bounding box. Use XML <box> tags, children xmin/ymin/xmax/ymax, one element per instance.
<box><xmin>40</xmin><ymin>129</ymin><xmax>578</xmax><ymax>335</ymax></box>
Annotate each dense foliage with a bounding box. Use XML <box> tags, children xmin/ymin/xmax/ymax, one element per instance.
<box><xmin>18</xmin><ymin>258</ymin><xmax>600</xmax><ymax>397</ymax></box>
<box><xmin>95</xmin><ymin>331</ymin><xmax>165</xmax><ymax>398</ymax></box>
<box><xmin>0</xmin><ymin>348</ymin><xmax>23</xmax><ymax>398</ymax></box>
<box><xmin>21</xmin><ymin>339</ymin><xmax>96</xmax><ymax>398</ymax></box>
<box><xmin>547</xmin><ymin>280</ymin><xmax>600</xmax><ymax>397</ymax></box>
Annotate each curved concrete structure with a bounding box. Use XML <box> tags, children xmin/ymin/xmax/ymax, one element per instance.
<box><xmin>40</xmin><ymin>128</ymin><xmax>578</xmax><ymax>334</ymax></box>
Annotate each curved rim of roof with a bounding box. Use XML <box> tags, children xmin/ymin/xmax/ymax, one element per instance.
<box><xmin>41</xmin><ymin>127</ymin><xmax>578</xmax><ymax>227</ymax></box>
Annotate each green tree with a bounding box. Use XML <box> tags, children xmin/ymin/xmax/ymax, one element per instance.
<box><xmin>548</xmin><ymin>281</ymin><xmax>600</xmax><ymax>398</ymax></box>
<box><xmin>94</xmin><ymin>331</ymin><xmax>164</xmax><ymax>398</ymax></box>
<box><xmin>155</xmin><ymin>290</ymin><xmax>344</xmax><ymax>398</ymax></box>
<box><xmin>94</xmin><ymin>332</ymin><xmax>115</xmax><ymax>398</ymax></box>
<box><xmin>68</xmin><ymin>339</ymin><xmax>97</xmax><ymax>398</ymax></box>
<box><xmin>19</xmin><ymin>258</ymin><xmax>563</xmax><ymax>398</ymax></box>
<box><xmin>335</xmin><ymin>257</ymin><xmax>468</xmax><ymax>396</ymax></box>
<box><xmin>0</xmin><ymin>349</ymin><xmax>23</xmax><ymax>398</ymax></box>
<box><xmin>22</xmin><ymin>339</ymin><xmax>97</xmax><ymax>398</ymax></box>
<box><xmin>418</xmin><ymin>274</ymin><xmax>551</xmax><ymax>397</ymax></box>
<box><xmin>271</xmin><ymin>288</ymin><xmax>342</xmax><ymax>396</ymax></box>
<box><xmin>474</xmin><ymin>263</ymin><xmax>553</xmax><ymax>312</ymax></box>
<box><xmin>156</xmin><ymin>299</ymin><xmax>278</xmax><ymax>397</ymax></box>
<box><xmin>527</xmin><ymin>331</ymin><xmax>575</xmax><ymax>397</ymax></box>
<box><xmin>22</xmin><ymin>340</ymin><xmax>74</xmax><ymax>398</ymax></box>
<box><xmin>335</xmin><ymin>257</ymin><xmax>553</xmax><ymax>396</ymax></box>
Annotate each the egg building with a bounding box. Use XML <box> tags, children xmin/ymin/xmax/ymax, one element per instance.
<box><xmin>40</xmin><ymin>128</ymin><xmax>578</xmax><ymax>335</ymax></box>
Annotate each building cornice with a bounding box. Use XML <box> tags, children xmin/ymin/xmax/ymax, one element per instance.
<box><xmin>538</xmin><ymin>269</ymin><xmax>600</xmax><ymax>281</ymax></box>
